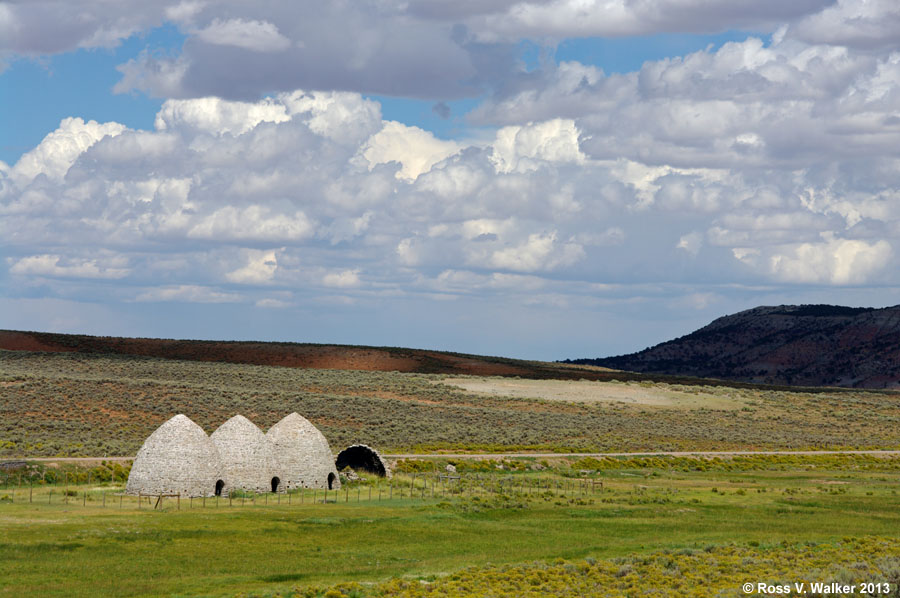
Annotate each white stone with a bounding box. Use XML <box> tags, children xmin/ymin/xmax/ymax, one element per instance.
<box><xmin>211</xmin><ymin>415</ymin><xmax>280</xmax><ymax>494</ymax></box>
<box><xmin>266</xmin><ymin>412</ymin><xmax>341</xmax><ymax>490</ymax></box>
<box><xmin>125</xmin><ymin>414</ymin><xmax>223</xmax><ymax>497</ymax></box>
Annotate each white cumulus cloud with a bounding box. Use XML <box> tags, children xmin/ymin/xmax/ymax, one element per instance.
<box><xmin>481</xmin><ymin>231</ymin><xmax>585</xmax><ymax>273</ymax></box>
<box><xmin>187</xmin><ymin>206</ymin><xmax>315</xmax><ymax>242</ymax></box>
<box><xmin>226</xmin><ymin>249</ymin><xmax>280</xmax><ymax>284</ymax></box>
<box><xmin>135</xmin><ymin>285</ymin><xmax>242</xmax><ymax>303</ymax></box>
<box><xmin>362</xmin><ymin>121</ymin><xmax>461</xmax><ymax>180</ymax></box>
<box><xmin>734</xmin><ymin>236</ymin><xmax>893</xmax><ymax>285</ymax></box>
<box><xmin>322</xmin><ymin>269</ymin><xmax>361</xmax><ymax>288</ymax></box>
<box><xmin>11</xmin><ymin>118</ymin><xmax>126</xmax><ymax>185</ymax></box>
<box><xmin>9</xmin><ymin>254</ymin><xmax>130</xmax><ymax>279</ymax></box>
<box><xmin>154</xmin><ymin>96</ymin><xmax>290</xmax><ymax>135</ymax></box>
<box><xmin>491</xmin><ymin>118</ymin><xmax>584</xmax><ymax>174</ymax></box>
<box><xmin>195</xmin><ymin>18</ymin><xmax>291</xmax><ymax>53</ymax></box>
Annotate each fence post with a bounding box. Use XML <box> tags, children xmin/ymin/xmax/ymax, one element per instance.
<box><xmin>83</xmin><ymin>490</ymin><xmax>86</xmax><ymax>506</ymax></box>
<box><xmin>65</xmin><ymin>473</ymin><xmax>68</xmax><ymax>504</ymax></box>
<box><xmin>49</xmin><ymin>490</ymin><xmax>52</xmax><ymax>504</ymax></box>
<box><xmin>30</xmin><ymin>479</ymin><xmax>33</xmax><ymax>503</ymax></box>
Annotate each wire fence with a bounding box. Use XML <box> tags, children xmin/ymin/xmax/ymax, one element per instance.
<box><xmin>0</xmin><ymin>471</ymin><xmax>603</xmax><ymax>511</ymax></box>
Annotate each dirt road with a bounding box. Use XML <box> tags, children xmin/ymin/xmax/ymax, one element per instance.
<box><xmin>382</xmin><ymin>450</ymin><xmax>900</xmax><ymax>459</ymax></box>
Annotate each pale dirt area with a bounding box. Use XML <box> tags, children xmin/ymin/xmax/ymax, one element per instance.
<box><xmin>438</xmin><ymin>377</ymin><xmax>745</xmax><ymax>410</ymax></box>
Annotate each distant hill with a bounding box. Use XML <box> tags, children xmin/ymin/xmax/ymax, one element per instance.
<box><xmin>0</xmin><ymin>329</ymin><xmax>536</xmax><ymax>377</ymax></box>
<box><xmin>566</xmin><ymin>304</ymin><xmax>900</xmax><ymax>389</ymax></box>
<box><xmin>0</xmin><ymin>329</ymin><xmax>626</xmax><ymax>381</ymax></box>
<box><xmin>0</xmin><ymin>329</ymin><xmax>819</xmax><ymax>391</ymax></box>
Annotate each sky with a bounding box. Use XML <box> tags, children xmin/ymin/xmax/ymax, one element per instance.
<box><xmin>2</xmin><ymin>0</ymin><xmax>900</xmax><ymax>361</ymax></box>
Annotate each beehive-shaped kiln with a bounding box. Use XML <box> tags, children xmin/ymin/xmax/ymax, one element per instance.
<box><xmin>267</xmin><ymin>412</ymin><xmax>340</xmax><ymax>490</ymax></box>
<box><xmin>126</xmin><ymin>414</ymin><xmax>223</xmax><ymax>497</ymax></box>
<box><xmin>210</xmin><ymin>415</ymin><xmax>280</xmax><ymax>494</ymax></box>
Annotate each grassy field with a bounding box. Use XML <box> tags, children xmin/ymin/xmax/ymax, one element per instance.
<box><xmin>1</xmin><ymin>457</ymin><xmax>899</xmax><ymax>597</ymax></box>
<box><xmin>311</xmin><ymin>538</ymin><xmax>900</xmax><ymax>598</ymax></box>
<box><xmin>3</xmin><ymin>349</ymin><xmax>900</xmax><ymax>596</ymax></box>
<box><xmin>3</xmin><ymin>350</ymin><xmax>900</xmax><ymax>457</ymax></box>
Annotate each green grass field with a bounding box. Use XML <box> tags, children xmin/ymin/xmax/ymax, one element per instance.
<box><xmin>2</xmin><ymin>459</ymin><xmax>899</xmax><ymax>597</ymax></box>
<box><xmin>3</xmin><ymin>350</ymin><xmax>900</xmax><ymax>596</ymax></box>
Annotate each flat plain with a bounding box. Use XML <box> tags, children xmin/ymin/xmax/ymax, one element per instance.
<box><xmin>3</xmin><ymin>350</ymin><xmax>900</xmax><ymax>457</ymax></box>
<box><xmin>1</xmin><ymin>458</ymin><xmax>899</xmax><ymax>597</ymax></box>
<box><xmin>437</xmin><ymin>376</ymin><xmax>746</xmax><ymax>409</ymax></box>
<box><xmin>2</xmin><ymin>348</ymin><xmax>900</xmax><ymax>597</ymax></box>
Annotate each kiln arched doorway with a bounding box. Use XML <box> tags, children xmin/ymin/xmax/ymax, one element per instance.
<box><xmin>336</xmin><ymin>445</ymin><xmax>388</xmax><ymax>477</ymax></box>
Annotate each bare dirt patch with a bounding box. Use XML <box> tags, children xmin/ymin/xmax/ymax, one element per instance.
<box><xmin>437</xmin><ymin>378</ymin><xmax>745</xmax><ymax>410</ymax></box>
<box><xmin>0</xmin><ymin>331</ymin><xmax>78</xmax><ymax>353</ymax></box>
<box><xmin>0</xmin><ymin>331</ymin><xmax>535</xmax><ymax>376</ymax></box>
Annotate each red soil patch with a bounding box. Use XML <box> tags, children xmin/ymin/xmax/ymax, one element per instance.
<box><xmin>0</xmin><ymin>331</ymin><xmax>78</xmax><ymax>353</ymax></box>
<box><xmin>0</xmin><ymin>329</ymin><xmax>555</xmax><ymax>378</ymax></box>
<box><xmin>2</xmin><ymin>330</ymin><xmax>782</xmax><ymax>389</ymax></box>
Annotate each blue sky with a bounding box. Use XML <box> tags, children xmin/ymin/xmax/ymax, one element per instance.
<box><xmin>1</xmin><ymin>25</ymin><xmax>180</xmax><ymax>164</ymax></box>
<box><xmin>1</xmin><ymin>25</ymin><xmax>758</xmax><ymax>165</ymax></box>
<box><xmin>2</xmin><ymin>0</ymin><xmax>900</xmax><ymax>360</ymax></box>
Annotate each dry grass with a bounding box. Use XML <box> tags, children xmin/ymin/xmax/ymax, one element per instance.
<box><xmin>3</xmin><ymin>350</ymin><xmax>900</xmax><ymax>457</ymax></box>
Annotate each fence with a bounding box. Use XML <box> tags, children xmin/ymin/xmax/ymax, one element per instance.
<box><xmin>0</xmin><ymin>471</ymin><xmax>603</xmax><ymax>511</ymax></box>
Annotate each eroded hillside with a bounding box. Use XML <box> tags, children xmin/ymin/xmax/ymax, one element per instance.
<box><xmin>571</xmin><ymin>304</ymin><xmax>900</xmax><ymax>388</ymax></box>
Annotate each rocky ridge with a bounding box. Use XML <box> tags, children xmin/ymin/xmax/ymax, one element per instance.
<box><xmin>570</xmin><ymin>304</ymin><xmax>900</xmax><ymax>389</ymax></box>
